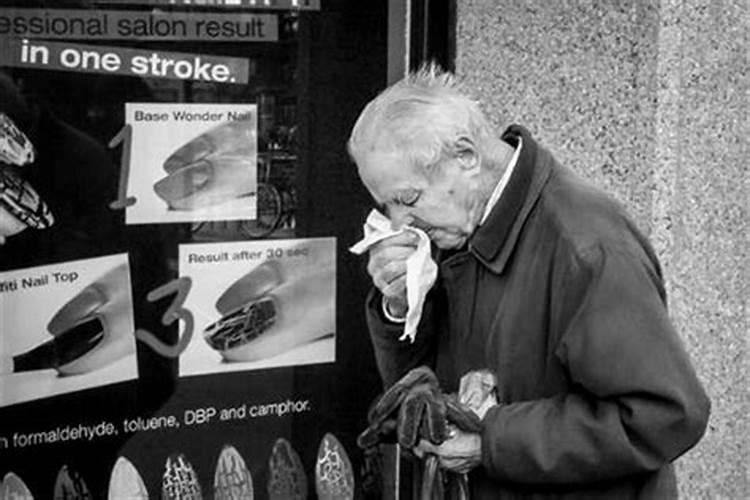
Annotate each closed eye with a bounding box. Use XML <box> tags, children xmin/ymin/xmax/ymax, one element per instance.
<box><xmin>397</xmin><ymin>189</ymin><xmax>421</xmax><ymax>207</ymax></box>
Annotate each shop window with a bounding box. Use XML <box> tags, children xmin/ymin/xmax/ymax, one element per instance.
<box><xmin>0</xmin><ymin>1</ymin><xmax>397</xmax><ymax>498</ymax></box>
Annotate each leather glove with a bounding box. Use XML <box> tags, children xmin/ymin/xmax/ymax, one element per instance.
<box><xmin>443</xmin><ymin>393</ymin><xmax>483</xmax><ymax>434</ymax></box>
<box><xmin>398</xmin><ymin>381</ymin><xmax>447</xmax><ymax>448</ymax></box>
<box><xmin>357</xmin><ymin>366</ymin><xmax>483</xmax><ymax>450</ymax></box>
<box><xmin>357</xmin><ymin>366</ymin><xmax>439</xmax><ymax>449</ymax></box>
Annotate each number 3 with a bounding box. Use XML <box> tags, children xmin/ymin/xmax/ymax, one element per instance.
<box><xmin>136</xmin><ymin>277</ymin><xmax>194</xmax><ymax>358</ymax></box>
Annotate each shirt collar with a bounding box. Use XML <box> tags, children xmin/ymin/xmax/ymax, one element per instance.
<box><xmin>479</xmin><ymin>137</ymin><xmax>522</xmax><ymax>225</ymax></box>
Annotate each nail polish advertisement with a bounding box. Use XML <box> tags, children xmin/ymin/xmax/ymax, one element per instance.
<box><xmin>0</xmin><ymin>162</ymin><xmax>55</xmax><ymax>245</ymax></box>
<box><xmin>108</xmin><ymin>457</ymin><xmax>149</xmax><ymax>500</ymax></box>
<box><xmin>213</xmin><ymin>444</ymin><xmax>254</xmax><ymax>500</ymax></box>
<box><xmin>315</xmin><ymin>433</ymin><xmax>355</xmax><ymax>500</ymax></box>
<box><xmin>0</xmin><ymin>111</ymin><xmax>50</xmax><ymax>243</ymax></box>
<box><xmin>0</xmin><ymin>111</ymin><xmax>35</xmax><ymax>167</ymax></box>
<box><xmin>0</xmin><ymin>253</ymin><xmax>136</xmax><ymax>407</ymax></box>
<box><xmin>2</xmin><ymin>471</ymin><xmax>34</xmax><ymax>500</ymax></box>
<box><xmin>267</xmin><ymin>438</ymin><xmax>308</xmax><ymax>500</ymax></box>
<box><xmin>178</xmin><ymin>237</ymin><xmax>335</xmax><ymax>377</ymax></box>
<box><xmin>125</xmin><ymin>103</ymin><xmax>257</xmax><ymax>225</ymax></box>
<box><xmin>53</xmin><ymin>465</ymin><xmax>93</xmax><ymax>500</ymax></box>
<box><xmin>162</xmin><ymin>453</ymin><xmax>202</xmax><ymax>500</ymax></box>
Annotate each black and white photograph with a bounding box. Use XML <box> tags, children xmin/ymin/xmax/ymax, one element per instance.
<box><xmin>178</xmin><ymin>237</ymin><xmax>336</xmax><ymax>377</ymax></box>
<box><xmin>125</xmin><ymin>102</ymin><xmax>258</xmax><ymax>225</ymax></box>
<box><xmin>0</xmin><ymin>253</ymin><xmax>136</xmax><ymax>407</ymax></box>
<box><xmin>0</xmin><ymin>1</ymin><xmax>744</xmax><ymax>499</ymax></box>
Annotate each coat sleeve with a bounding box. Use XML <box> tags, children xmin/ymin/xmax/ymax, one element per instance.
<box><xmin>480</xmin><ymin>243</ymin><xmax>710</xmax><ymax>484</ymax></box>
<box><xmin>365</xmin><ymin>287</ymin><xmax>439</xmax><ymax>388</ymax></box>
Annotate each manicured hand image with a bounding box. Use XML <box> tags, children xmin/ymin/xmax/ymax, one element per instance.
<box><xmin>12</xmin><ymin>263</ymin><xmax>134</xmax><ymax>376</ymax></box>
<box><xmin>153</xmin><ymin>120</ymin><xmax>256</xmax><ymax>211</ymax></box>
<box><xmin>0</xmin><ymin>166</ymin><xmax>54</xmax><ymax>245</ymax></box>
<box><xmin>203</xmin><ymin>241</ymin><xmax>335</xmax><ymax>362</ymax></box>
<box><xmin>0</xmin><ymin>112</ymin><xmax>35</xmax><ymax>167</ymax></box>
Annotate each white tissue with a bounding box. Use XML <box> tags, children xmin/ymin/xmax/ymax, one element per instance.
<box><xmin>349</xmin><ymin>210</ymin><xmax>438</xmax><ymax>343</ymax></box>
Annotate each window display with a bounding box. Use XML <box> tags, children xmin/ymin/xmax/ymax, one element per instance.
<box><xmin>0</xmin><ymin>0</ymin><xmax>395</xmax><ymax>498</ymax></box>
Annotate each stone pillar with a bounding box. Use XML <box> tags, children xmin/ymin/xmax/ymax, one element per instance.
<box><xmin>456</xmin><ymin>0</ymin><xmax>747</xmax><ymax>497</ymax></box>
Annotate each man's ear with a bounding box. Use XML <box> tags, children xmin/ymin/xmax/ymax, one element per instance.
<box><xmin>454</xmin><ymin>136</ymin><xmax>479</xmax><ymax>171</ymax></box>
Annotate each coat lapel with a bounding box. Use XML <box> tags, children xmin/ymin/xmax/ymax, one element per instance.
<box><xmin>470</xmin><ymin>125</ymin><xmax>553</xmax><ymax>275</ymax></box>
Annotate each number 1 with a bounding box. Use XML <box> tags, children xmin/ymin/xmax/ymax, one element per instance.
<box><xmin>109</xmin><ymin>123</ymin><xmax>137</xmax><ymax>210</ymax></box>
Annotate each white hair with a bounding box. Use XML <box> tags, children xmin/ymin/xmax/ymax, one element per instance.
<box><xmin>347</xmin><ymin>62</ymin><xmax>494</xmax><ymax>172</ymax></box>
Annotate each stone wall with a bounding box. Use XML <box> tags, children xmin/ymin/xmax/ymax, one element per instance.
<box><xmin>456</xmin><ymin>0</ymin><xmax>747</xmax><ymax>497</ymax></box>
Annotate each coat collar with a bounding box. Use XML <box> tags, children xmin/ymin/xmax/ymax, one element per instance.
<box><xmin>466</xmin><ymin>124</ymin><xmax>552</xmax><ymax>274</ymax></box>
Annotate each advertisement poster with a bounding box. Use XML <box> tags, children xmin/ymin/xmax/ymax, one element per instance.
<box><xmin>0</xmin><ymin>40</ymin><xmax>252</xmax><ymax>83</ymax></box>
<box><xmin>0</xmin><ymin>4</ymin><xmax>379</xmax><ymax>498</ymax></box>
<box><xmin>125</xmin><ymin>103</ymin><xmax>258</xmax><ymax>225</ymax></box>
<box><xmin>0</xmin><ymin>9</ymin><xmax>279</xmax><ymax>41</ymax></box>
<box><xmin>178</xmin><ymin>237</ymin><xmax>336</xmax><ymax>376</ymax></box>
<box><xmin>0</xmin><ymin>253</ymin><xmax>136</xmax><ymax>407</ymax></box>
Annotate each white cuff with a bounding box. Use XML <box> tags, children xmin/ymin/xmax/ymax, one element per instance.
<box><xmin>381</xmin><ymin>297</ymin><xmax>406</xmax><ymax>323</ymax></box>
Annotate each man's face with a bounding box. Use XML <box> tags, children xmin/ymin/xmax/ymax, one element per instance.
<box><xmin>358</xmin><ymin>149</ymin><xmax>482</xmax><ymax>249</ymax></box>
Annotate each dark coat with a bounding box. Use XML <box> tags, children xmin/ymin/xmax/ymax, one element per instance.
<box><xmin>365</xmin><ymin>125</ymin><xmax>710</xmax><ymax>499</ymax></box>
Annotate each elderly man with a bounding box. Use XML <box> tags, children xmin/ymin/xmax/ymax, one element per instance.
<box><xmin>348</xmin><ymin>65</ymin><xmax>709</xmax><ymax>498</ymax></box>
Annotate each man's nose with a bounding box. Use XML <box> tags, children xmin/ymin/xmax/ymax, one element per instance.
<box><xmin>388</xmin><ymin>206</ymin><xmax>412</xmax><ymax>230</ymax></box>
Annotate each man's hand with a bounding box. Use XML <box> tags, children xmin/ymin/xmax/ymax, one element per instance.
<box><xmin>367</xmin><ymin>231</ymin><xmax>419</xmax><ymax>318</ymax></box>
<box><xmin>415</xmin><ymin>428</ymin><xmax>483</xmax><ymax>474</ymax></box>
